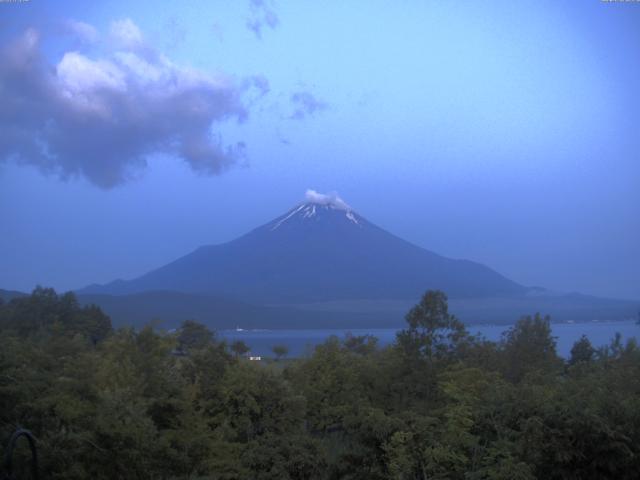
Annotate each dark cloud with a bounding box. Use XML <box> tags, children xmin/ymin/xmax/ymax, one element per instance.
<box><xmin>0</xmin><ymin>20</ymin><xmax>265</xmax><ymax>188</ymax></box>
<box><xmin>245</xmin><ymin>75</ymin><xmax>270</xmax><ymax>97</ymax></box>
<box><xmin>246</xmin><ymin>0</ymin><xmax>279</xmax><ymax>39</ymax></box>
<box><xmin>290</xmin><ymin>91</ymin><xmax>328</xmax><ymax>120</ymax></box>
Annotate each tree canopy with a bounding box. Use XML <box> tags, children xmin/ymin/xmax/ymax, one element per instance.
<box><xmin>1</xmin><ymin>288</ymin><xmax>639</xmax><ymax>479</ymax></box>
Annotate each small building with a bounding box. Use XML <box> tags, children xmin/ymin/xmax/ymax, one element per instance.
<box><xmin>248</xmin><ymin>355</ymin><xmax>262</xmax><ymax>361</ymax></box>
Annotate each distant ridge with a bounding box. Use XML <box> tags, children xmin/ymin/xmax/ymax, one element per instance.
<box><xmin>0</xmin><ymin>288</ymin><xmax>28</xmax><ymax>303</ymax></box>
<box><xmin>3</xmin><ymin>288</ymin><xmax>636</xmax><ymax>331</ymax></box>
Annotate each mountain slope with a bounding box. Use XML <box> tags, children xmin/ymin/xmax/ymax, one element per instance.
<box><xmin>81</xmin><ymin>193</ymin><xmax>527</xmax><ymax>303</ymax></box>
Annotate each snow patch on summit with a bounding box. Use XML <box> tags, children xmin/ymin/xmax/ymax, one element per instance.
<box><xmin>270</xmin><ymin>190</ymin><xmax>362</xmax><ymax>230</ymax></box>
<box><xmin>303</xmin><ymin>204</ymin><xmax>317</xmax><ymax>218</ymax></box>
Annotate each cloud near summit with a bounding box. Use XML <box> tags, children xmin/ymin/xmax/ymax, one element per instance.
<box><xmin>0</xmin><ymin>19</ymin><xmax>268</xmax><ymax>188</ymax></box>
<box><xmin>305</xmin><ymin>189</ymin><xmax>350</xmax><ymax>210</ymax></box>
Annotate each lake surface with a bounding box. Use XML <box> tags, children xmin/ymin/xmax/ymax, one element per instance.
<box><xmin>221</xmin><ymin>321</ymin><xmax>639</xmax><ymax>358</ymax></box>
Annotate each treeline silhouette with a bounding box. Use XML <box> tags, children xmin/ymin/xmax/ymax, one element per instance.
<box><xmin>1</xmin><ymin>287</ymin><xmax>639</xmax><ymax>479</ymax></box>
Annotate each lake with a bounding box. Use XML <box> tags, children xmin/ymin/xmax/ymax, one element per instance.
<box><xmin>220</xmin><ymin>321</ymin><xmax>639</xmax><ymax>358</ymax></box>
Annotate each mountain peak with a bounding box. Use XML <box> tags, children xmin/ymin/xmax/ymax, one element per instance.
<box><xmin>270</xmin><ymin>190</ymin><xmax>361</xmax><ymax>230</ymax></box>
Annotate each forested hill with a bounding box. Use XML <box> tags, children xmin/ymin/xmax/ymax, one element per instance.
<box><xmin>0</xmin><ymin>288</ymin><xmax>27</xmax><ymax>302</ymax></box>
<box><xmin>1</xmin><ymin>287</ymin><xmax>639</xmax><ymax>479</ymax></box>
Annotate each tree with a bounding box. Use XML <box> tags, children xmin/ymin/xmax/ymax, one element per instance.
<box><xmin>220</xmin><ymin>363</ymin><xmax>306</xmax><ymax>442</ymax></box>
<box><xmin>177</xmin><ymin>320</ymin><xmax>214</xmax><ymax>352</ymax></box>
<box><xmin>272</xmin><ymin>344</ymin><xmax>289</xmax><ymax>361</ymax></box>
<box><xmin>285</xmin><ymin>336</ymin><xmax>367</xmax><ymax>434</ymax></box>
<box><xmin>569</xmin><ymin>335</ymin><xmax>595</xmax><ymax>366</ymax></box>
<box><xmin>343</xmin><ymin>333</ymin><xmax>378</xmax><ymax>355</ymax></box>
<box><xmin>500</xmin><ymin>313</ymin><xmax>561</xmax><ymax>382</ymax></box>
<box><xmin>396</xmin><ymin>290</ymin><xmax>468</xmax><ymax>360</ymax></box>
<box><xmin>4</xmin><ymin>285</ymin><xmax>640</xmax><ymax>479</ymax></box>
<box><xmin>241</xmin><ymin>434</ymin><xmax>326</xmax><ymax>480</ymax></box>
<box><xmin>73</xmin><ymin>303</ymin><xmax>112</xmax><ymax>345</ymax></box>
<box><xmin>0</xmin><ymin>287</ymin><xmax>112</xmax><ymax>342</ymax></box>
<box><xmin>231</xmin><ymin>339</ymin><xmax>250</xmax><ymax>358</ymax></box>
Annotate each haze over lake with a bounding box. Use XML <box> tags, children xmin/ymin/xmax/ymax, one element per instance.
<box><xmin>222</xmin><ymin>321</ymin><xmax>640</xmax><ymax>359</ymax></box>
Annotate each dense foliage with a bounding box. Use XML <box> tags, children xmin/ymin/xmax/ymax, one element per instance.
<box><xmin>1</xmin><ymin>288</ymin><xmax>639</xmax><ymax>479</ymax></box>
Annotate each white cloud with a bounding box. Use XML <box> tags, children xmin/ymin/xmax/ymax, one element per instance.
<box><xmin>109</xmin><ymin>18</ymin><xmax>144</xmax><ymax>49</ymax></box>
<box><xmin>57</xmin><ymin>52</ymin><xmax>126</xmax><ymax>93</ymax></box>
<box><xmin>305</xmin><ymin>189</ymin><xmax>350</xmax><ymax>210</ymax></box>
<box><xmin>64</xmin><ymin>19</ymin><xmax>100</xmax><ymax>44</ymax></box>
<box><xmin>113</xmin><ymin>51</ymin><xmax>163</xmax><ymax>83</ymax></box>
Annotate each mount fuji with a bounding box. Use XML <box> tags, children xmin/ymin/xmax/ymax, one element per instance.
<box><xmin>80</xmin><ymin>190</ymin><xmax>527</xmax><ymax>303</ymax></box>
<box><xmin>74</xmin><ymin>190</ymin><xmax>638</xmax><ymax>328</ymax></box>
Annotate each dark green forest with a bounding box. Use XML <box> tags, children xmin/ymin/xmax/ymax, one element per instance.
<box><xmin>1</xmin><ymin>288</ymin><xmax>639</xmax><ymax>479</ymax></box>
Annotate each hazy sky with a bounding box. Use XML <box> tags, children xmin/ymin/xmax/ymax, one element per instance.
<box><xmin>1</xmin><ymin>0</ymin><xmax>639</xmax><ymax>300</ymax></box>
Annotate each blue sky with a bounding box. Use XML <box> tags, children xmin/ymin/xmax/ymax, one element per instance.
<box><xmin>1</xmin><ymin>0</ymin><xmax>639</xmax><ymax>299</ymax></box>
